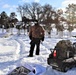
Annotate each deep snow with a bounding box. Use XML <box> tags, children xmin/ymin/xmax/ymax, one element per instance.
<box><xmin>0</xmin><ymin>28</ymin><xmax>76</xmax><ymax>75</ymax></box>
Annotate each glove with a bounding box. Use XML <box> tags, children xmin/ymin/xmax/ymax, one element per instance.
<box><xmin>41</xmin><ymin>36</ymin><xmax>44</xmax><ymax>41</ymax></box>
<box><xmin>29</xmin><ymin>35</ymin><xmax>32</xmax><ymax>40</ymax></box>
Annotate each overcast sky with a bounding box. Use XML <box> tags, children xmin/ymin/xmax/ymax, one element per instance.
<box><xmin>0</xmin><ymin>0</ymin><xmax>76</xmax><ymax>20</ymax></box>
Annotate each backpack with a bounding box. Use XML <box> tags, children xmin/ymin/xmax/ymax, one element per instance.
<box><xmin>8</xmin><ymin>66</ymin><xmax>35</xmax><ymax>75</ymax></box>
<box><xmin>54</xmin><ymin>40</ymin><xmax>75</xmax><ymax>60</ymax></box>
<box><xmin>30</xmin><ymin>25</ymin><xmax>44</xmax><ymax>39</ymax></box>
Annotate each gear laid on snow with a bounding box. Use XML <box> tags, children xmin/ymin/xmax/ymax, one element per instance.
<box><xmin>8</xmin><ymin>66</ymin><xmax>35</xmax><ymax>75</ymax></box>
<box><xmin>47</xmin><ymin>40</ymin><xmax>76</xmax><ymax>72</ymax></box>
<box><xmin>54</xmin><ymin>40</ymin><xmax>75</xmax><ymax>59</ymax></box>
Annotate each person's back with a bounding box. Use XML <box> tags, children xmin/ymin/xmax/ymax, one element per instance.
<box><xmin>28</xmin><ymin>22</ymin><xmax>45</xmax><ymax>57</ymax></box>
<box><xmin>29</xmin><ymin>24</ymin><xmax>44</xmax><ymax>39</ymax></box>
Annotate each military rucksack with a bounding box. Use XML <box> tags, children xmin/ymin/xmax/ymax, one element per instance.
<box><xmin>54</xmin><ymin>40</ymin><xmax>75</xmax><ymax>60</ymax></box>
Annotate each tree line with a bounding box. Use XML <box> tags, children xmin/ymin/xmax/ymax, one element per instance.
<box><xmin>0</xmin><ymin>2</ymin><xmax>76</xmax><ymax>37</ymax></box>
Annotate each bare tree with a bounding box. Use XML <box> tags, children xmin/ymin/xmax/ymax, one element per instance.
<box><xmin>17</xmin><ymin>5</ymin><xmax>24</xmax><ymax>20</ymax></box>
<box><xmin>40</xmin><ymin>4</ymin><xmax>56</xmax><ymax>37</ymax></box>
<box><xmin>17</xmin><ymin>3</ymin><xmax>65</xmax><ymax>38</ymax></box>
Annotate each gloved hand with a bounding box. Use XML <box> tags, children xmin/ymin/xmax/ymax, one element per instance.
<box><xmin>29</xmin><ymin>35</ymin><xmax>32</xmax><ymax>40</ymax></box>
<box><xmin>41</xmin><ymin>36</ymin><xmax>44</xmax><ymax>41</ymax></box>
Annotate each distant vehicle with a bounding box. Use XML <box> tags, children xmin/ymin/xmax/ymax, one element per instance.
<box><xmin>47</xmin><ymin>40</ymin><xmax>76</xmax><ymax>72</ymax></box>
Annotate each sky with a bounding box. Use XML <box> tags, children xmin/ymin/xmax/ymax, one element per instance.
<box><xmin>0</xmin><ymin>0</ymin><xmax>76</xmax><ymax>20</ymax></box>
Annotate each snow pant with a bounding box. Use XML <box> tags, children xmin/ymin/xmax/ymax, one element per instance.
<box><xmin>29</xmin><ymin>38</ymin><xmax>41</xmax><ymax>56</ymax></box>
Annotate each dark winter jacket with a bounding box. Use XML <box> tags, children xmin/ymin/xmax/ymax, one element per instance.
<box><xmin>29</xmin><ymin>24</ymin><xmax>45</xmax><ymax>41</ymax></box>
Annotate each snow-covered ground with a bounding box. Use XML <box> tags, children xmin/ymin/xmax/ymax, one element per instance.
<box><xmin>0</xmin><ymin>28</ymin><xmax>76</xmax><ymax>75</ymax></box>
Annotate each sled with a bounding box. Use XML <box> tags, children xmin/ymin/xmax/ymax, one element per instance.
<box><xmin>47</xmin><ymin>40</ymin><xmax>76</xmax><ymax>72</ymax></box>
<box><xmin>47</xmin><ymin>55</ymin><xmax>76</xmax><ymax>72</ymax></box>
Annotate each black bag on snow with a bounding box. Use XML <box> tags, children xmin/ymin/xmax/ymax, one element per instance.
<box><xmin>53</xmin><ymin>40</ymin><xmax>75</xmax><ymax>60</ymax></box>
<box><xmin>7</xmin><ymin>66</ymin><xmax>35</xmax><ymax>75</ymax></box>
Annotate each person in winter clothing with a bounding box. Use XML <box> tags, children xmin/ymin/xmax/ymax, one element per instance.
<box><xmin>28</xmin><ymin>22</ymin><xmax>45</xmax><ymax>57</ymax></box>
